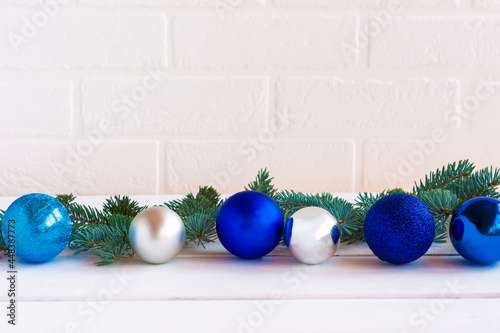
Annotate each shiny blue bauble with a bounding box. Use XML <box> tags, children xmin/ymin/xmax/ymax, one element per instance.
<box><xmin>1</xmin><ymin>193</ymin><xmax>72</xmax><ymax>263</ymax></box>
<box><xmin>450</xmin><ymin>197</ymin><xmax>500</xmax><ymax>265</ymax></box>
<box><xmin>364</xmin><ymin>193</ymin><xmax>435</xmax><ymax>265</ymax></box>
<box><xmin>216</xmin><ymin>191</ymin><xmax>284</xmax><ymax>259</ymax></box>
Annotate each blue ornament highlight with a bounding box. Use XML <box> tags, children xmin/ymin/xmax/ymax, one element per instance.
<box><xmin>216</xmin><ymin>191</ymin><xmax>284</xmax><ymax>259</ymax></box>
<box><xmin>450</xmin><ymin>197</ymin><xmax>500</xmax><ymax>265</ymax></box>
<box><xmin>364</xmin><ymin>193</ymin><xmax>435</xmax><ymax>265</ymax></box>
<box><xmin>330</xmin><ymin>225</ymin><xmax>340</xmax><ymax>244</ymax></box>
<box><xmin>284</xmin><ymin>217</ymin><xmax>293</xmax><ymax>247</ymax></box>
<box><xmin>1</xmin><ymin>193</ymin><xmax>72</xmax><ymax>263</ymax></box>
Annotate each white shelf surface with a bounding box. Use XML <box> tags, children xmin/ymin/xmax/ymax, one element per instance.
<box><xmin>1</xmin><ymin>195</ymin><xmax>499</xmax><ymax>333</ymax></box>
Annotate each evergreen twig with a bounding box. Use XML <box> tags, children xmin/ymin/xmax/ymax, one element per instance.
<box><xmin>0</xmin><ymin>160</ymin><xmax>499</xmax><ymax>265</ymax></box>
<box><xmin>447</xmin><ymin>166</ymin><xmax>500</xmax><ymax>202</ymax></box>
<box><xmin>416</xmin><ymin>190</ymin><xmax>460</xmax><ymax>242</ymax></box>
<box><xmin>93</xmin><ymin>215</ymin><xmax>134</xmax><ymax>266</ymax></box>
<box><xmin>103</xmin><ymin>195</ymin><xmax>146</xmax><ymax>217</ymax></box>
<box><xmin>413</xmin><ymin>160</ymin><xmax>475</xmax><ymax>194</ymax></box>
<box><xmin>245</xmin><ymin>168</ymin><xmax>278</xmax><ymax>199</ymax></box>
<box><xmin>59</xmin><ymin>195</ymin><xmax>142</xmax><ymax>265</ymax></box>
<box><xmin>165</xmin><ymin>186</ymin><xmax>222</xmax><ymax>248</ymax></box>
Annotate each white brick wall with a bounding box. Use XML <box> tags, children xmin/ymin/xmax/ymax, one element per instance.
<box><xmin>172</xmin><ymin>13</ymin><xmax>359</xmax><ymax>69</ymax></box>
<box><xmin>1</xmin><ymin>0</ymin><xmax>499</xmax><ymax>196</ymax></box>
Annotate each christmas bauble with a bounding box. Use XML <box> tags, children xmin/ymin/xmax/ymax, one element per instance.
<box><xmin>216</xmin><ymin>191</ymin><xmax>284</xmax><ymax>259</ymax></box>
<box><xmin>450</xmin><ymin>197</ymin><xmax>500</xmax><ymax>265</ymax></box>
<box><xmin>1</xmin><ymin>193</ymin><xmax>72</xmax><ymax>263</ymax></box>
<box><xmin>284</xmin><ymin>207</ymin><xmax>340</xmax><ymax>264</ymax></box>
<box><xmin>128</xmin><ymin>206</ymin><xmax>186</xmax><ymax>264</ymax></box>
<box><xmin>364</xmin><ymin>193</ymin><xmax>435</xmax><ymax>265</ymax></box>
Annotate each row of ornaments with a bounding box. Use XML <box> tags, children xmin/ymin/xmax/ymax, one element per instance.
<box><xmin>1</xmin><ymin>192</ymin><xmax>499</xmax><ymax>266</ymax></box>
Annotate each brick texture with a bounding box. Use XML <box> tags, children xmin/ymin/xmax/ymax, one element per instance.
<box><xmin>370</xmin><ymin>17</ymin><xmax>500</xmax><ymax>68</ymax></box>
<box><xmin>276</xmin><ymin>78</ymin><xmax>460</xmax><ymax>134</ymax></box>
<box><xmin>0</xmin><ymin>1</ymin><xmax>498</xmax><ymax>196</ymax></box>
<box><xmin>0</xmin><ymin>81</ymin><xmax>73</xmax><ymax>137</ymax></box>
<box><xmin>165</xmin><ymin>140</ymin><xmax>355</xmax><ymax>194</ymax></box>
<box><xmin>0</xmin><ymin>141</ymin><xmax>158</xmax><ymax>196</ymax></box>
<box><xmin>0</xmin><ymin>12</ymin><xmax>167</xmax><ymax>69</ymax></box>
<box><xmin>172</xmin><ymin>13</ymin><xmax>359</xmax><ymax>69</ymax></box>
<box><xmin>82</xmin><ymin>77</ymin><xmax>268</xmax><ymax>135</ymax></box>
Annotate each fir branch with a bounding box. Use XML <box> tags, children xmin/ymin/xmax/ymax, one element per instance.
<box><xmin>165</xmin><ymin>186</ymin><xmax>222</xmax><ymax>248</ymax></box>
<box><xmin>103</xmin><ymin>195</ymin><xmax>145</xmax><ymax>218</ymax></box>
<box><xmin>413</xmin><ymin>160</ymin><xmax>475</xmax><ymax>194</ymax></box>
<box><xmin>416</xmin><ymin>190</ymin><xmax>460</xmax><ymax>243</ymax></box>
<box><xmin>447</xmin><ymin>166</ymin><xmax>500</xmax><ymax>202</ymax></box>
<box><xmin>69</xmin><ymin>223</ymin><xmax>112</xmax><ymax>254</ymax></box>
<box><xmin>197</xmin><ymin>186</ymin><xmax>222</xmax><ymax>207</ymax></box>
<box><xmin>59</xmin><ymin>194</ymin><xmax>136</xmax><ymax>265</ymax></box>
<box><xmin>56</xmin><ymin>193</ymin><xmax>76</xmax><ymax>212</ymax></box>
<box><xmin>183</xmin><ymin>213</ymin><xmax>218</xmax><ymax>248</ymax></box>
<box><xmin>355</xmin><ymin>191</ymin><xmax>388</xmax><ymax>223</ymax></box>
<box><xmin>245</xmin><ymin>168</ymin><xmax>278</xmax><ymax>199</ymax></box>
<box><xmin>94</xmin><ymin>239</ymin><xmax>134</xmax><ymax>266</ymax></box>
<box><xmin>276</xmin><ymin>190</ymin><xmax>363</xmax><ymax>243</ymax></box>
<box><xmin>70</xmin><ymin>214</ymin><xmax>134</xmax><ymax>265</ymax></box>
<box><xmin>277</xmin><ymin>190</ymin><xmax>313</xmax><ymax>216</ymax></box>
<box><xmin>93</xmin><ymin>215</ymin><xmax>134</xmax><ymax>266</ymax></box>
<box><xmin>68</xmin><ymin>203</ymin><xmax>108</xmax><ymax>227</ymax></box>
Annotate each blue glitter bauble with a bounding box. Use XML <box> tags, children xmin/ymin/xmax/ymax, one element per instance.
<box><xmin>1</xmin><ymin>193</ymin><xmax>72</xmax><ymax>263</ymax></box>
<box><xmin>216</xmin><ymin>191</ymin><xmax>284</xmax><ymax>259</ymax></box>
<box><xmin>364</xmin><ymin>193</ymin><xmax>435</xmax><ymax>265</ymax></box>
<box><xmin>450</xmin><ymin>197</ymin><xmax>500</xmax><ymax>265</ymax></box>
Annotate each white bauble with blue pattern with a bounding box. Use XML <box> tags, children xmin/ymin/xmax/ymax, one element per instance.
<box><xmin>284</xmin><ymin>207</ymin><xmax>340</xmax><ymax>264</ymax></box>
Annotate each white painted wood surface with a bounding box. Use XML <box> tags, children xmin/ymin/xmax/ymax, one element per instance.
<box><xmin>1</xmin><ymin>195</ymin><xmax>499</xmax><ymax>333</ymax></box>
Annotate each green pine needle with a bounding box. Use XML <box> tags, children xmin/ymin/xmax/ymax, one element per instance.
<box><xmin>68</xmin><ymin>203</ymin><xmax>108</xmax><ymax>227</ymax></box>
<box><xmin>56</xmin><ymin>193</ymin><xmax>77</xmax><ymax>211</ymax></box>
<box><xmin>355</xmin><ymin>191</ymin><xmax>389</xmax><ymax>224</ymax></box>
<box><xmin>69</xmin><ymin>223</ymin><xmax>112</xmax><ymax>254</ymax></box>
<box><xmin>103</xmin><ymin>195</ymin><xmax>146</xmax><ymax>218</ymax></box>
<box><xmin>94</xmin><ymin>239</ymin><xmax>134</xmax><ymax>266</ymax></box>
<box><xmin>165</xmin><ymin>186</ymin><xmax>222</xmax><ymax>248</ymax></box>
<box><xmin>245</xmin><ymin>168</ymin><xmax>278</xmax><ymax>199</ymax></box>
<box><xmin>448</xmin><ymin>166</ymin><xmax>500</xmax><ymax>202</ymax></box>
<box><xmin>413</xmin><ymin>160</ymin><xmax>475</xmax><ymax>194</ymax></box>
<box><xmin>416</xmin><ymin>189</ymin><xmax>460</xmax><ymax>243</ymax></box>
<box><xmin>58</xmin><ymin>194</ymin><xmax>137</xmax><ymax>265</ymax></box>
<box><xmin>93</xmin><ymin>215</ymin><xmax>134</xmax><ymax>266</ymax></box>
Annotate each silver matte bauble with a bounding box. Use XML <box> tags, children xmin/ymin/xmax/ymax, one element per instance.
<box><xmin>129</xmin><ymin>206</ymin><xmax>186</xmax><ymax>264</ymax></box>
<box><xmin>284</xmin><ymin>207</ymin><xmax>341</xmax><ymax>264</ymax></box>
